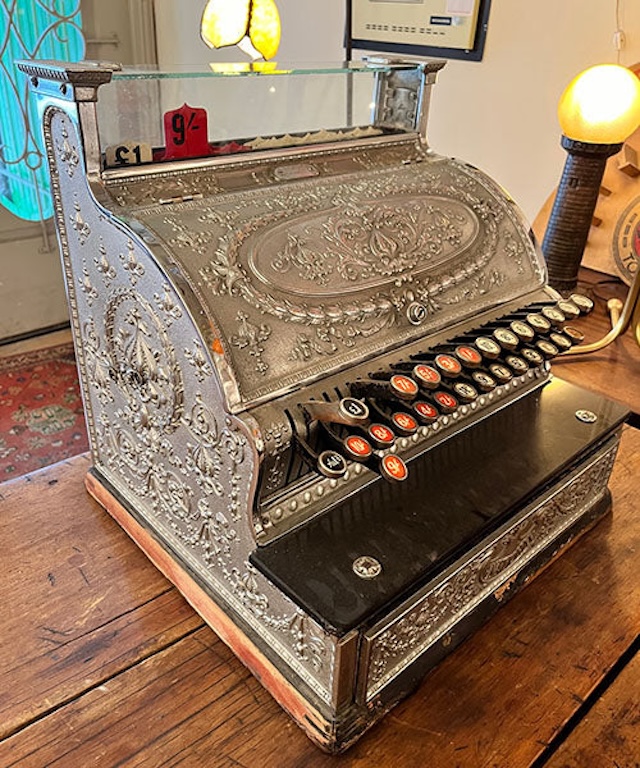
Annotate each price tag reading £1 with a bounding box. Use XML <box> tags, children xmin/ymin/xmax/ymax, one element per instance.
<box><xmin>104</xmin><ymin>141</ymin><xmax>153</xmax><ymax>169</ymax></box>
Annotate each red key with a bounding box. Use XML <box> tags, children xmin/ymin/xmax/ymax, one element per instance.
<box><xmin>412</xmin><ymin>364</ymin><xmax>441</xmax><ymax>389</ymax></box>
<box><xmin>391</xmin><ymin>411</ymin><xmax>418</xmax><ymax>435</ymax></box>
<box><xmin>434</xmin><ymin>354</ymin><xmax>462</xmax><ymax>376</ymax></box>
<box><xmin>390</xmin><ymin>374</ymin><xmax>419</xmax><ymax>397</ymax></box>
<box><xmin>455</xmin><ymin>345</ymin><xmax>482</xmax><ymax>367</ymax></box>
<box><xmin>433</xmin><ymin>391</ymin><xmax>458</xmax><ymax>413</ymax></box>
<box><xmin>413</xmin><ymin>401</ymin><xmax>439</xmax><ymax>423</ymax></box>
<box><xmin>368</xmin><ymin>423</ymin><xmax>395</xmax><ymax>447</ymax></box>
<box><xmin>344</xmin><ymin>435</ymin><xmax>373</xmax><ymax>460</ymax></box>
<box><xmin>381</xmin><ymin>454</ymin><xmax>409</xmax><ymax>482</ymax></box>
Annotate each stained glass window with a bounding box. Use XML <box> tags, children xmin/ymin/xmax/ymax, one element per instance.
<box><xmin>0</xmin><ymin>0</ymin><xmax>84</xmax><ymax>221</ymax></box>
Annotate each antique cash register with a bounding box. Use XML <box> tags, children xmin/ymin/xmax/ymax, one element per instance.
<box><xmin>21</xmin><ymin>59</ymin><xmax>628</xmax><ymax>751</ymax></box>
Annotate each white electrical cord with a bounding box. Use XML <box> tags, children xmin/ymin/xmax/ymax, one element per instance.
<box><xmin>614</xmin><ymin>0</ymin><xmax>624</xmax><ymax>64</ymax></box>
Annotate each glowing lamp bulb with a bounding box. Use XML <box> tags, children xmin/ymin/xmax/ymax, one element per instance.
<box><xmin>558</xmin><ymin>64</ymin><xmax>640</xmax><ymax>144</ymax></box>
<box><xmin>201</xmin><ymin>0</ymin><xmax>281</xmax><ymax>61</ymax></box>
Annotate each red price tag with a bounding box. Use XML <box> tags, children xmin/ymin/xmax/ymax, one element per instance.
<box><xmin>162</xmin><ymin>103</ymin><xmax>210</xmax><ymax>160</ymax></box>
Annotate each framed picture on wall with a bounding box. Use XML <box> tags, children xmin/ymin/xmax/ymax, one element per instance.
<box><xmin>347</xmin><ymin>0</ymin><xmax>491</xmax><ymax>62</ymax></box>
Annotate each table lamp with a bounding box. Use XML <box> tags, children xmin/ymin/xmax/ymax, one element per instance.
<box><xmin>201</xmin><ymin>0</ymin><xmax>281</xmax><ymax>60</ymax></box>
<box><xmin>542</xmin><ymin>64</ymin><xmax>640</xmax><ymax>293</ymax></box>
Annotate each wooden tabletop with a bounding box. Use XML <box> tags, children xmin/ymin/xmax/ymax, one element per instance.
<box><xmin>550</xmin><ymin>269</ymin><xmax>640</xmax><ymax>416</ymax></box>
<box><xmin>1</xmin><ymin>292</ymin><xmax>639</xmax><ymax>767</ymax></box>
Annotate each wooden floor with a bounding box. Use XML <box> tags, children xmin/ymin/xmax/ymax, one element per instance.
<box><xmin>1</xmin><ymin>277</ymin><xmax>639</xmax><ymax>767</ymax></box>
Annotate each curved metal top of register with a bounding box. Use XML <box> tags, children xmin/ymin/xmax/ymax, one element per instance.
<box><xmin>20</xmin><ymin>58</ymin><xmax>545</xmax><ymax>412</ymax></box>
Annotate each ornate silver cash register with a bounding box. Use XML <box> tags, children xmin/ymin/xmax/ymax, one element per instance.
<box><xmin>21</xmin><ymin>58</ymin><xmax>628</xmax><ymax>751</ymax></box>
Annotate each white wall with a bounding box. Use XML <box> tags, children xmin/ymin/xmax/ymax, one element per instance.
<box><xmin>154</xmin><ymin>0</ymin><xmax>346</xmax><ymax>65</ymax></box>
<box><xmin>0</xmin><ymin>212</ymin><xmax>67</xmax><ymax>339</ymax></box>
<box><xmin>0</xmin><ymin>0</ymin><xmax>155</xmax><ymax>341</ymax></box>
<box><xmin>154</xmin><ymin>0</ymin><xmax>640</xmax><ymax>222</ymax></box>
<box><xmin>428</xmin><ymin>0</ymin><xmax>640</xmax><ymax>221</ymax></box>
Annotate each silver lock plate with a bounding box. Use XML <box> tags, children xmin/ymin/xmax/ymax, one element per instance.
<box><xmin>575</xmin><ymin>409</ymin><xmax>598</xmax><ymax>424</ymax></box>
<box><xmin>353</xmin><ymin>556</ymin><xmax>382</xmax><ymax>579</ymax></box>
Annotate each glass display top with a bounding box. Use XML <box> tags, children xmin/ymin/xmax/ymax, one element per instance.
<box><xmin>98</xmin><ymin>59</ymin><xmax>423</xmax><ymax>172</ymax></box>
<box><xmin>109</xmin><ymin>59</ymin><xmax>418</xmax><ymax>80</ymax></box>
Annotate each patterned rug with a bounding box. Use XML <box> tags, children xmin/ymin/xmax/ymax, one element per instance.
<box><xmin>0</xmin><ymin>343</ymin><xmax>88</xmax><ymax>481</ymax></box>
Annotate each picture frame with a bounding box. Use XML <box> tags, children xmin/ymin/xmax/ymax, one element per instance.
<box><xmin>347</xmin><ymin>0</ymin><xmax>491</xmax><ymax>62</ymax></box>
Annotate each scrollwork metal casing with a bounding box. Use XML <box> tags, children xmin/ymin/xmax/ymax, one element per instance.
<box><xmin>19</xmin><ymin>60</ymin><xmax>590</xmax><ymax>749</ymax></box>
<box><xmin>22</xmin><ymin>62</ymin><xmax>344</xmax><ymax>714</ymax></box>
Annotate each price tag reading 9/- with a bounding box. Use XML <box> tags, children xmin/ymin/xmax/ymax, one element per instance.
<box><xmin>162</xmin><ymin>103</ymin><xmax>211</xmax><ymax>160</ymax></box>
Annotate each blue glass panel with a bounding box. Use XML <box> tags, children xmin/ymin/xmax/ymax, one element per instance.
<box><xmin>0</xmin><ymin>0</ymin><xmax>84</xmax><ymax>221</ymax></box>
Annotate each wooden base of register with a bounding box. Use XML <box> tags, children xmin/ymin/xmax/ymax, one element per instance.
<box><xmin>84</xmin><ymin>471</ymin><xmax>334</xmax><ymax>743</ymax></box>
<box><xmin>85</xmin><ymin>446</ymin><xmax>617</xmax><ymax>752</ymax></box>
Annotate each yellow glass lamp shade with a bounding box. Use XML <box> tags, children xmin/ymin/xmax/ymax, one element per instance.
<box><xmin>558</xmin><ymin>64</ymin><xmax>640</xmax><ymax>144</ymax></box>
<box><xmin>201</xmin><ymin>0</ymin><xmax>281</xmax><ymax>60</ymax></box>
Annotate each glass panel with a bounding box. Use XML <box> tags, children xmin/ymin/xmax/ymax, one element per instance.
<box><xmin>109</xmin><ymin>60</ymin><xmax>398</xmax><ymax>79</ymax></box>
<box><xmin>97</xmin><ymin>62</ymin><xmax>419</xmax><ymax>170</ymax></box>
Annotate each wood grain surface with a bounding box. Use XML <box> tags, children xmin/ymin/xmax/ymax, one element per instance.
<box><xmin>0</xmin><ymin>456</ymin><xmax>202</xmax><ymax>743</ymax></box>
<box><xmin>546</xmin><ymin>650</ymin><xmax>640</xmax><ymax>768</ymax></box>
<box><xmin>0</xmin><ymin>423</ymin><xmax>638</xmax><ymax>767</ymax></box>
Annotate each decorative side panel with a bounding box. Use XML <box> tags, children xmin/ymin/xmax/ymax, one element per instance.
<box><xmin>363</xmin><ymin>439</ymin><xmax>620</xmax><ymax>701</ymax></box>
<box><xmin>43</xmin><ymin>106</ymin><xmax>337</xmax><ymax>706</ymax></box>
